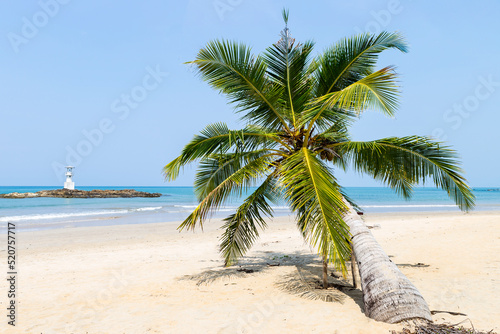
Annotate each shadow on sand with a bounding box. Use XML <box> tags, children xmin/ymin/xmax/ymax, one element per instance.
<box><xmin>179</xmin><ymin>250</ymin><xmax>365</xmax><ymax>311</ymax></box>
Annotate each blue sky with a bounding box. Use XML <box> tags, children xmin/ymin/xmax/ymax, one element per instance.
<box><xmin>1</xmin><ymin>0</ymin><xmax>499</xmax><ymax>187</ymax></box>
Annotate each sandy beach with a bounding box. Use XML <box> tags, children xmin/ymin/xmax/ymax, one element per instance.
<box><xmin>2</xmin><ymin>211</ymin><xmax>499</xmax><ymax>333</ymax></box>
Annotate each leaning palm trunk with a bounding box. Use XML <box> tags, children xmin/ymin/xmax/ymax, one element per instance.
<box><xmin>344</xmin><ymin>207</ymin><xmax>432</xmax><ymax>324</ymax></box>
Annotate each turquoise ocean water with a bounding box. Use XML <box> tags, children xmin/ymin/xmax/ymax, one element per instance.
<box><xmin>1</xmin><ymin>186</ymin><xmax>499</xmax><ymax>232</ymax></box>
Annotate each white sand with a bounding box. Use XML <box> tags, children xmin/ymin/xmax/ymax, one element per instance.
<box><xmin>1</xmin><ymin>211</ymin><xmax>499</xmax><ymax>333</ymax></box>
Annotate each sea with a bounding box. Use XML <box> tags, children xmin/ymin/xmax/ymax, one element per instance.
<box><xmin>1</xmin><ymin>186</ymin><xmax>499</xmax><ymax>232</ymax></box>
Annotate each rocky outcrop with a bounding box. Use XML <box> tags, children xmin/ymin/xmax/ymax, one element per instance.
<box><xmin>0</xmin><ymin>192</ymin><xmax>39</xmax><ymax>198</ymax></box>
<box><xmin>0</xmin><ymin>189</ymin><xmax>162</xmax><ymax>199</ymax></box>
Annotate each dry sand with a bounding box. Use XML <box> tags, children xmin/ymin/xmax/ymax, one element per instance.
<box><xmin>1</xmin><ymin>211</ymin><xmax>499</xmax><ymax>333</ymax></box>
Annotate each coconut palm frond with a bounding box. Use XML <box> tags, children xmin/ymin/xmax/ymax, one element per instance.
<box><xmin>303</xmin><ymin>66</ymin><xmax>401</xmax><ymax>131</ymax></box>
<box><xmin>163</xmin><ymin>123</ymin><xmax>281</xmax><ymax>181</ymax></box>
<box><xmin>317</xmin><ymin>109</ymin><xmax>356</xmax><ymax>134</ymax></box>
<box><xmin>263</xmin><ymin>30</ymin><xmax>315</xmax><ymax>128</ymax></box>
<box><xmin>220</xmin><ymin>176</ymin><xmax>279</xmax><ymax>266</ymax></box>
<box><xmin>188</xmin><ymin>40</ymin><xmax>290</xmax><ymax>131</ymax></box>
<box><xmin>333</xmin><ymin>136</ymin><xmax>475</xmax><ymax>210</ymax></box>
<box><xmin>280</xmin><ymin>148</ymin><xmax>351</xmax><ymax>273</ymax></box>
<box><xmin>314</xmin><ymin>31</ymin><xmax>408</xmax><ymax>96</ymax></box>
<box><xmin>178</xmin><ymin>154</ymin><xmax>274</xmax><ymax>231</ymax></box>
<box><xmin>194</xmin><ymin>149</ymin><xmax>277</xmax><ymax>200</ymax></box>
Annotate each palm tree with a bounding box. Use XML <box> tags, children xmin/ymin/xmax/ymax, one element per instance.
<box><xmin>163</xmin><ymin>10</ymin><xmax>475</xmax><ymax>323</ymax></box>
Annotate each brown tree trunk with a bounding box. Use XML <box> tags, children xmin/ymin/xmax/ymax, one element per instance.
<box><xmin>344</xmin><ymin>206</ymin><xmax>432</xmax><ymax>324</ymax></box>
<box><xmin>322</xmin><ymin>256</ymin><xmax>328</xmax><ymax>289</ymax></box>
<box><xmin>350</xmin><ymin>247</ymin><xmax>361</xmax><ymax>289</ymax></box>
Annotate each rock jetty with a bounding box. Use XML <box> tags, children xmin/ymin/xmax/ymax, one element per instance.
<box><xmin>0</xmin><ymin>189</ymin><xmax>162</xmax><ymax>199</ymax></box>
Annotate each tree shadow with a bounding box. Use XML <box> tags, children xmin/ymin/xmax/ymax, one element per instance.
<box><xmin>397</xmin><ymin>263</ymin><xmax>430</xmax><ymax>268</ymax></box>
<box><xmin>178</xmin><ymin>250</ymin><xmax>365</xmax><ymax>311</ymax></box>
<box><xmin>178</xmin><ymin>250</ymin><xmax>308</xmax><ymax>285</ymax></box>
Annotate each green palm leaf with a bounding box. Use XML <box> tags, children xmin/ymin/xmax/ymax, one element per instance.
<box><xmin>179</xmin><ymin>153</ymin><xmax>275</xmax><ymax>231</ymax></box>
<box><xmin>194</xmin><ymin>149</ymin><xmax>277</xmax><ymax>200</ymax></box>
<box><xmin>279</xmin><ymin>148</ymin><xmax>351</xmax><ymax>272</ymax></box>
<box><xmin>163</xmin><ymin>123</ymin><xmax>282</xmax><ymax>181</ymax></box>
<box><xmin>220</xmin><ymin>176</ymin><xmax>278</xmax><ymax>266</ymax></box>
<box><xmin>188</xmin><ymin>40</ymin><xmax>291</xmax><ymax>131</ymax></box>
<box><xmin>302</xmin><ymin>66</ymin><xmax>400</xmax><ymax>130</ymax></box>
<box><xmin>315</xmin><ymin>31</ymin><xmax>408</xmax><ymax>96</ymax></box>
<box><xmin>263</xmin><ymin>29</ymin><xmax>315</xmax><ymax>129</ymax></box>
<box><xmin>332</xmin><ymin>137</ymin><xmax>475</xmax><ymax>210</ymax></box>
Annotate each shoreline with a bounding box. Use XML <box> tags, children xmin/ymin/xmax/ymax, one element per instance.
<box><xmin>4</xmin><ymin>210</ymin><xmax>499</xmax><ymax>333</ymax></box>
<box><xmin>4</xmin><ymin>208</ymin><xmax>500</xmax><ymax>233</ymax></box>
<box><xmin>2</xmin><ymin>186</ymin><xmax>500</xmax><ymax>233</ymax></box>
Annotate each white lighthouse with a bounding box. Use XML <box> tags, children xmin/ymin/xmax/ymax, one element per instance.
<box><xmin>64</xmin><ymin>166</ymin><xmax>75</xmax><ymax>190</ymax></box>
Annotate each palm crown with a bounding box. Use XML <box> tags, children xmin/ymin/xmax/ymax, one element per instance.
<box><xmin>164</xmin><ymin>11</ymin><xmax>475</xmax><ymax>272</ymax></box>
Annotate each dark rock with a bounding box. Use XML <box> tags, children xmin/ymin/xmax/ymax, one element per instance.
<box><xmin>0</xmin><ymin>189</ymin><xmax>162</xmax><ymax>199</ymax></box>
